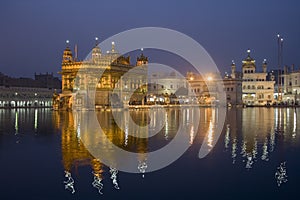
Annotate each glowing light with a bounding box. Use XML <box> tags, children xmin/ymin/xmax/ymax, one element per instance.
<box><xmin>95</xmin><ymin>37</ymin><xmax>98</xmax><ymax>41</ymax></box>
<box><xmin>141</xmin><ymin>48</ymin><xmax>144</xmax><ymax>51</ymax></box>
<box><xmin>277</xmin><ymin>34</ymin><xmax>280</xmax><ymax>38</ymax></box>
<box><xmin>112</xmin><ymin>41</ymin><xmax>115</xmax><ymax>45</ymax></box>
<box><xmin>15</xmin><ymin>111</ymin><xmax>18</xmax><ymax>134</ymax></box>
<box><xmin>281</xmin><ymin>38</ymin><xmax>284</xmax><ymax>42</ymax></box>
<box><xmin>247</xmin><ymin>49</ymin><xmax>251</xmax><ymax>54</ymax></box>
<box><xmin>66</xmin><ymin>40</ymin><xmax>69</xmax><ymax>44</ymax></box>
<box><xmin>34</xmin><ymin>109</ymin><xmax>38</xmax><ymax>131</ymax></box>
<box><xmin>207</xmin><ymin>76</ymin><xmax>213</xmax><ymax>81</ymax></box>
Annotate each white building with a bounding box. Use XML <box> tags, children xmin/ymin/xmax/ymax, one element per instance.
<box><xmin>282</xmin><ymin>65</ymin><xmax>300</xmax><ymax>104</ymax></box>
<box><xmin>241</xmin><ymin>50</ymin><xmax>275</xmax><ymax>106</ymax></box>
<box><xmin>148</xmin><ymin>71</ymin><xmax>188</xmax><ymax>104</ymax></box>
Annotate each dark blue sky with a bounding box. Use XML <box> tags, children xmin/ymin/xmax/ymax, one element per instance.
<box><xmin>0</xmin><ymin>0</ymin><xmax>299</xmax><ymax>78</ymax></box>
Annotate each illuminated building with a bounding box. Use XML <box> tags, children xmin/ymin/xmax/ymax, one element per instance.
<box><xmin>148</xmin><ymin>71</ymin><xmax>188</xmax><ymax>104</ymax></box>
<box><xmin>281</xmin><ymin>65</ymin><xmax>300</xmax><ymax>104</ymax></box>
<box><xmin>241</xmin><ymin>50</ymin><xmax>275</xmax><ymax>105</ymax></box>
<box><xmin>54</xmin><ymin>40</ymin><xmax>148</xmax><ymax>110</ymax></box>
<box><xmin>186</xmin><ymin>71</ymin><xmax>242</xmax><ymax>105</ymax></box>
<box><xmin>0</xmin><ymin>72</ymin><xmax>61</xmax><ymax>108</ymax></box>
<box><xmin>223</xmin><ymin>61</ymin><xmax>243</xmax><ymax>106</ymax></box>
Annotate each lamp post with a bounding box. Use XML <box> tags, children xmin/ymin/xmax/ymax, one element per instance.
<box><xmin>277</xmin><ymin>34</ymin><xmax>284</xmax><ymax>102</ymax></box>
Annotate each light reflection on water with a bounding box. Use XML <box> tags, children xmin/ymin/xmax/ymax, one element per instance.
<box><xmin>0</xmin><ymin>107</ymin><xmax>300</xmax><ymax>198</ymax></box>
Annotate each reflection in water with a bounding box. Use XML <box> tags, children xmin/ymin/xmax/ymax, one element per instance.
<box><xmin>275</xmin><ymin>162</ymin><xmax>288</xmax><ymax>187</ymax></box>
<box><xmin>52</xmin><ymin>107</ymin><xmax>300</xmax><ymax>194</ymax></box>
<box><xmin>225</xmin><ymin>108</ymin><xmax>300</xmax><ymax>172</ymax></box>
<box><xmin>92</xmin><ymin>171</ymin><xmax>104</xmax><ymax>194</ymax></box>
<box><xmin>225</xmin><ymin>124</ymin><xmax>230</xmax><ymax>149</ymax></box>
<box><xmin>109</xmin><ymin>167</ymin><xmax>120</xmax><ymax>189</ymax></box>
<box><xmin>138</xmin><ymin>160</ymin><xmax>148</xmax><ymax>178</ymax></box>
<box><xmin>34</xmin><ymin>109</ymin><xmax>38</xmax><ymax>131</ymax></box>
<box><xmin>203</xmin><ymin>108</ymin><xmax>217</xmax><ymax>152</ymax></box>
<box><xmin>54</xmin><ymin>111</ymin><xmax>104</xmax><ymax>195</ymax></box>
<box><xmin>293</xmin><ymin>109</ymin><xmax>297</xmax><ymax>138</ymax></box>
<box><xmin>64</xmin><ymin>171</ymin><xmax>75</xmax><ymax>194</ymax></box>
<box><xmin>15</xmin><ymin>111</ymin><xmax>18</xmax><ymax>134</ymax></box>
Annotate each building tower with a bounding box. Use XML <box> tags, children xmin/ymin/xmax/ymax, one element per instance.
<box><xmin>262</xmin><ymin>59</ymin><xmax>267</xmax><ymax>73</ymax></box>
<box><xmin>62</xmin><ymin>40</ymin><xmax>73</xmax><ymax>63</ymax></box>
<box><xmin>92</xmin><ymin>37</ymin><xmax>101</xmax><ymax>63</ymax></box>
<box><xmin>231</xmin><ymin>60</ymin><xmax>236</xmax><ymax>79</ymax></box>
<box><xmin>242</xmin><ymin>49</ymin><xmax>256</xmax><ymax>74</ymax></box>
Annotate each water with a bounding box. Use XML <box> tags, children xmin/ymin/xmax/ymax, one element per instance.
<box><xmin>0</xmin><ymin>107</ymin><xmax>300</xmax><ymax>199</ymax></box>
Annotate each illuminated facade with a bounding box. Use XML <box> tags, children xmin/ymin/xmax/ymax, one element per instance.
<box><xmin>282</xmin><ymin>65</ymin><xmax>300</xmax><ymax>104</ymax></box>
<box><xmin>223</xmin><ymin>62</ymin><xmax>243</xmax><ymax>106</ymax></box>
<box><xmin>241</xmin><ymin>50</ymin><xmax>275</xmax><ymax>105</ymax></box>
<box><xmin>0</xmin><ymin>72</ymin><xmax>61</xmax><ymax>108</ymax></box>
<box><xmin>186</xmin><ymin>71</ymin><xmax>242</xmax><ymax>105</ymax></box>
<box><xmin>148</xmin><ymin>71</ymin><xmax>188</xmax><ymax>104</ymax></box>
<box><xmin>54</xmin><ymin>41</ymin><xmax>148</xmax><ymax>110</ymax></box>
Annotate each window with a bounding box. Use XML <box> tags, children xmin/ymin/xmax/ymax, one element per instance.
<box><xmin>170</xmin><ymin>85</ymin><xmax>173</xmax><ymax>89</ymax></box>
<box><xmin>231</xmin><ymin>87</ymin><xmax>233</xmax><ymax>91</ymax></box>
<box><xmin>247</xmin><ymin>85</ymin><xmax>250</xmax><ymax>89</ymax></box>
<box><xmin>252</xmin><ymin>85</ymin><xmax>255</xmax><ymax>89</ymax></box>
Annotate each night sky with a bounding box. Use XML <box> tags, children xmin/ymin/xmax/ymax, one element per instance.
<box><xmin>1</xmin><ymin>0</ymin><xmax>299</xmax><ymax>78</ymax></box>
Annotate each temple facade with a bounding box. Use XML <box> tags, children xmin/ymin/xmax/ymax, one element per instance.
<box><xmin>53</xmin><ymin>40</ymin><xmax>148</xmax><ymax>110</ymax></box>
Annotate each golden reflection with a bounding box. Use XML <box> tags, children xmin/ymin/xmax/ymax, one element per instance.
<box><xmin>53</xmin><ymin>111</ymin><xmax>103</xmax><ymax>178</ymax></box>
<box><xmin>206</xmin><ymin>109</ymin><xmax>215</xmax><ymax>149</ymax></box>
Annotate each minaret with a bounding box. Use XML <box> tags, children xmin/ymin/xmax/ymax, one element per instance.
<box><xmin>136</xmin><ymin>48</ymin><xmax>148</xmax><ymax>66</ymax></box>
<box><xmin>262</xmin><ymin>59</ymin><xmax>267</xmax><ymax>73</ymax></box>
<box><xmin>231</xmin><ymin>60</ymin><xmax>236</xmax><ymax>79</ymax></box>
<box><xmin>62</xmin><ymin>40</ymin><xmax>73</xmax><ymax>63</ymax></box>
<box><xmin>111</xmin><ymin>41</ymin><xmax>116</xmax><ymax>53</ymax></box>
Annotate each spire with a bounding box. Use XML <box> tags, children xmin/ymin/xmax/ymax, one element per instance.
<box><xmin>247</xmin><ymin>49</ymin><xmax>251</xmax><ymax>57</ymax></box>
<box><xmin>66</xmin><ymin>40</ymin><xmax>70</xmax><ymax>47</ymax></box>
<box><xmin>74</xmin><ymin>44</ymin><xmax>78</xmax><ymax>61</ymax></box>
<box><xmin>95</xmin><ymin>37</ymin><xmax>99</xmax><ymax>46</ymax></box>
<box><xmin>262</xmin><ymin>59</ymin><xmax>267</xmax><ymax>73</ymax></box>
